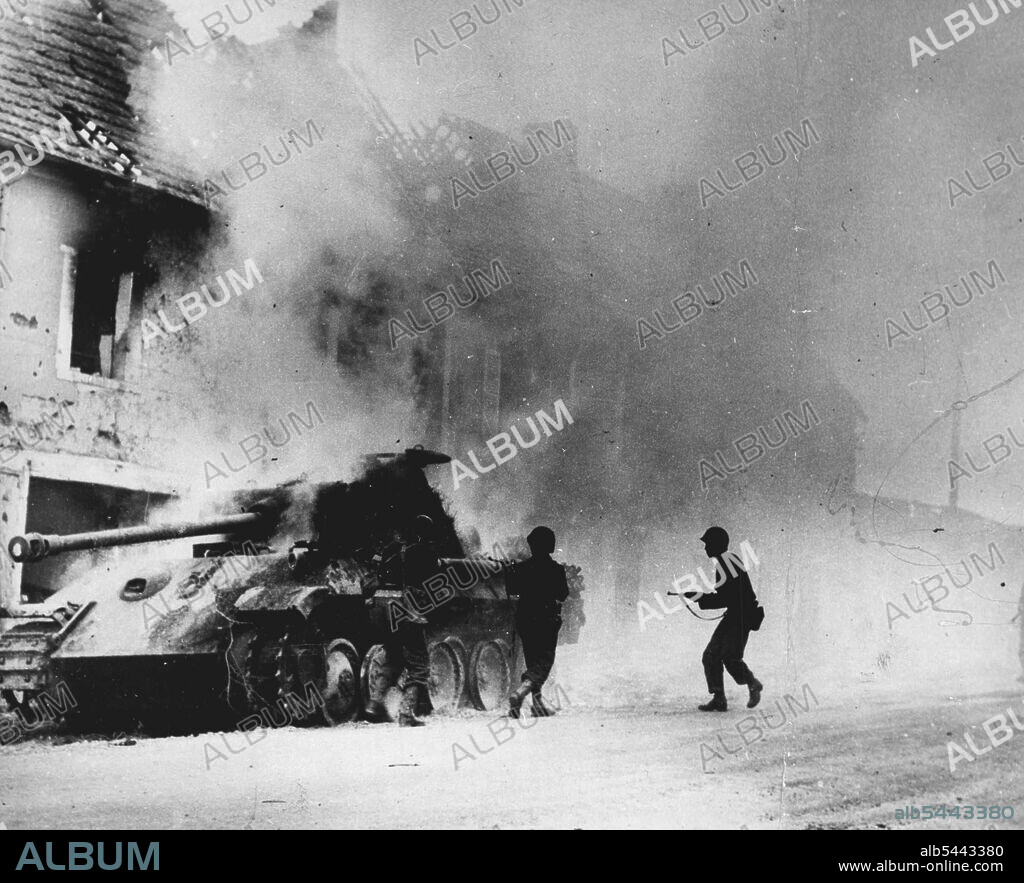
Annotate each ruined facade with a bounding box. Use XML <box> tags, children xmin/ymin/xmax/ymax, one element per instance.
<box><xmin>0</xmin><ymin>0</ymin><xmax>212</xmax><ymax>606</ymax></box>
<box><xmin>0</xmin><ymin>1</ymin><xmax>640</xmax><ymax>615</ymax></box>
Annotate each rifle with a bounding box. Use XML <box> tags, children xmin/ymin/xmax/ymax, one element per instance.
<box><xmin>667</xmin><ymin>590</ymin><xmax>724</xmax><ymax>621</ymax></box>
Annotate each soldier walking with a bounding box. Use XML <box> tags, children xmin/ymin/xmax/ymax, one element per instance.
<box><xmin>507</xmin><ymin>526</ymin><xmax>569</xmax><ymax>718</ymax></box>
<box><xmin>683</xmin><ymin>526</ymin><xmax>763</xmax><ymax>712</ymax></box>
<box><xmin>365</xmin><ymin>514</ymin><xmax>438</xmax><ymax>727</ymax></box>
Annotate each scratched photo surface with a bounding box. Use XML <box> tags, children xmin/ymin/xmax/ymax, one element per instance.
<box><xmin>0</xmin><ymin>0</ymin><xmax>1021</xmax><ymax>833</ymax></box>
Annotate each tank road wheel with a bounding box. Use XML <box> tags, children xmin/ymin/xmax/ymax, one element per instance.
<box><xmin>443</xmin><ymin>636</ymin><xmax>469</xmax><ymax>707</ymax></box>
<box><xmin>321</xmin><ymin>639</ymin><xmax>361</xmax><ymax>725</ymax></box>
<box><xmin>427</xmin><ymin>640</ymin><xmax>464</xmax><ymax>712</ymax></box>
<box><xmin>468</xmin><ymin>639</ymin><xmax>511</xmax><ymax>711</ymax></box>
<box><xmin>359</xmin><ymin>643</ymin><xmax>386</xmax><ymax>708</ymax></box>
<box><xmin>444</xmin><ymin>636</ymin><xmax>469</xmax><ymax>677</ymax></box>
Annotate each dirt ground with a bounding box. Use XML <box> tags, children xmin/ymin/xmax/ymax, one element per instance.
<box><xmin>1</xmin><ymin>683</ymin><xmax>1022</xmax><ymax>830</ymax></box>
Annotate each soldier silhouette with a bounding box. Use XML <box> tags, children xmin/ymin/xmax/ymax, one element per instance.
<box><xmin>365</xmin><ymin>514</ymin><xmax>437</xmax><ymax>727</ymax></box>
<box><xmin>507</xmin><ymin>526</ymin><xmax>568</xmax><ymax>718</ymax></box>
<box><xmin>683</xmin><ymin>527</ymin><xmax>763</xmax><ymax>712</ymax></box>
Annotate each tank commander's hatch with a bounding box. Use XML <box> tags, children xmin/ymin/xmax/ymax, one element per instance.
<box><xmin>361</xmin><ymin>447</ymin><xmax>452</xmax><ymax>470</ymax></box>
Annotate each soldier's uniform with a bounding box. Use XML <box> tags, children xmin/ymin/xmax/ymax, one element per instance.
<box><xmin>377</xmin><ymin>540</ymin><xmax>433</xmax><ymax>682</ymax></box>
<box><xmin>690</xmin><ymin>527</ymin><xmax>763</xmax><ymax>713</ymax></box>
<box><xmin>507</xmin><ymin>526</ymin><xmax>568</xmax><ymax>717</ymax></box>
<box><xmin>697</xmin><ymin>553</ymin><xmax>759</xmax><ymax>697</ymax></box>
<box><xmin>367</xmin><ymin>518</ymin><xmax>438</xmax><ymax>726</ymax></box>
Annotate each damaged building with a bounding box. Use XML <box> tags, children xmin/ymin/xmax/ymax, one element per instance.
<box><xmin>1</xmin><ymin>0</ymin><xmax>1018</xmax><ymax>691</ymax></box>
<box><xmin>0</xmin><ymin>1</ymin><xmax>639</xmax><ymax>620</ymax></box>
<box><xmin>0</xmin><ymin>0</ymin><xmax>208</xmax><ymax>608</ymax></box>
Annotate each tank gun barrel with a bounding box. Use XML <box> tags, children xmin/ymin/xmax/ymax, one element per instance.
<box><xmin>8</xmin><ymin>511</ymin><xmax>270</xmax><ymax>563</ymax></box>
<box><xmin>439</xmin><ymin>556</ymin><xmax>512</xmax><ymax>568</ymax></box>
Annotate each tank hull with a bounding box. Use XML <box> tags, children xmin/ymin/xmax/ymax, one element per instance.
<box><xmin>0</xmin><ymin>452</ymin><xmax>585</xmax><ymax>732</ymax></box>
<box><xmin>2</xmin><ymin>553</ymin><xmax>579</xmax><ymax>732</ymax></box>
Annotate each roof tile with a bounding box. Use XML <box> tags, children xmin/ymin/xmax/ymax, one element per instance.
<box><xmin>0</xmin><ymin>0</ymin><xmax>205</xmax><ymax>205</ymax></box>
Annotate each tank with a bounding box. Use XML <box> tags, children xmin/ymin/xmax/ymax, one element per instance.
<box><xmin>0</xmin><ymin>448</ymin><xmax>585</xmax><ymax>732</ymax></box>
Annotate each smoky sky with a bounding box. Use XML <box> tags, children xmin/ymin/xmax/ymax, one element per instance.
<box><xmin>155</xmin><ymin>0</ymin><xmax>1024</xmax><ymax>526</ymax></box>
<box><xmin>354</xmin><ymin>0</ymin><xmax>1024</xmax><ymax>524</ymax></box>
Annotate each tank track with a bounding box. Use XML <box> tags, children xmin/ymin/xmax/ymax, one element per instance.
<box><xmin>227</xmin><ymin>614</ymin><xmax>346</xmax><ymax>728</ymax></box>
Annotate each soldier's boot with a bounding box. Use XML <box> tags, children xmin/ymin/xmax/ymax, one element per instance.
<box><xmin>508</xmin><ymin>680</ymin><xmax>533</xmax><ymax>719</ymax></box>
<box><xmin>415</xmin><ymin>687</ymin><xmax>434</xmax><ymax>718</ymax></box>
<box><xmin>698</xmin><ymin>691</ymin><xmax>728</xmax><ymax>712</ymax></box>
<box><xmin>747</xmin><ymin>678</ymin><xmax>763</xmax><ymax>709</ymax></box>
<box><xmin>364</xmin><ymin>699</ymin><xmax>390</xmax><ymax>723</ymax></box>
<box><xmin>531</xmin><ymin>690</ymin><xmax>556</xmax><ymax>717</ymax></box>
<box><xmin>398</xmin><ymin>684</ymin><xmax>426</xmax><ymax>727</ymax></box>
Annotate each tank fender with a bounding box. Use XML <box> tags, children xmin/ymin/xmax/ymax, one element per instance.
<box><xmin>234</xmin><ymin>584</ymin><xmax>334</xmax><ymax>619</ymax></box>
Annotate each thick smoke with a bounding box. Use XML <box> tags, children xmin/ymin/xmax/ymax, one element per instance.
<box><xmin>132</xmin><ymin>2</ymin><xmax>443</xmax><ymax>495</ymax></box>
<box><xmin>118</xmin><ymin>0</ymin><xmax>1021</xmax><ymax>704</ymax></box>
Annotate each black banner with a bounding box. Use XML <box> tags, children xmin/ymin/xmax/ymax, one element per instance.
<box><xmin>0</xmin><ymin>830</ymin><xmax>1016</xmax><ymax>874</ymax></box>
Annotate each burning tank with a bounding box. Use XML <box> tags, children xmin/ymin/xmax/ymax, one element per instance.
<box><xmin>0</xmin><ymin>448</ymin><xmax>585</xmax><ymax>733</ymax></box>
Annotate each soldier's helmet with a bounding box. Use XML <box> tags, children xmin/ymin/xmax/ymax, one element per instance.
<box><xmin>527</xmin><ymin>526</ymin><xmax>556</xmax><ymax>555</ymax></box>
<box><xmin>699</xmin><ymin>526</ymin><xmax>729</xmax><ymax>550</ymax></box>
